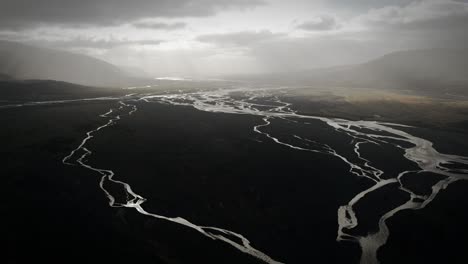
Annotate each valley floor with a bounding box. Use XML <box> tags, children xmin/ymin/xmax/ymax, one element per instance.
<box><xmin>2</xmin><ymin>83</ymin><xmax>468</xmax><ymax>264</ymax></box>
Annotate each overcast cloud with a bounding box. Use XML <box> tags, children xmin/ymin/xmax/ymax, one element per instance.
<box><xmin>0</xmin><ymin>0</ymin><xmax>467</xmax><ymax>77</ymax></box>
<box><xmin>296</xmin><ymin>16</ymin><xmax>339</xmax><ymax>31</ymax></box>
<box><xmin>0</xmin><ymin>0</ymin><xmax>265</xmax><ymax>29</ymax></box>
<box><xmin>132</xmin><ymin>21</ymin><xmax>187</xmax><ymax>30</ymax></box>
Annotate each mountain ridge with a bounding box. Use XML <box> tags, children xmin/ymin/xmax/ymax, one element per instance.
<box><xmin>226</xmin><ymin>48</ymin><xmax>468</xmax><ymax>91</ymax></box>
<box><xmin>0</xmin><ymin>40</ymin><xmax>130</xmax><ymax>87</ymax></box>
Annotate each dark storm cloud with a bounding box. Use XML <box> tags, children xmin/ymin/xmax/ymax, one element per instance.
<box><xmin>0</xmin><ymin>0</ymin><xmax>265</xmax><ymax>29</ymax></box>
<box><xmin>132</xmin><ymin>21</ymin><xmax>187</xmax><ymax>30</ymax></box>
<box><xmin>296</xmin><ymin>16</ymin><xmax>338</xmax><ymax>31</ymax></box>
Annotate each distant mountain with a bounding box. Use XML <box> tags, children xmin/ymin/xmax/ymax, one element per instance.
<box><xmin>229</xmin><ymin>49</ymin><xmax>468</xmax><ymax>91</ymax></box>
<box><xmin>0</xmin><ymin>72</ymin><xmax>13</xmax><ymax>81</ymax></box>
<box><xmin>0</xmin><ymin>78</ymin><xmax>126</xmax><ymax>103</ymax></box>
<box><xmin>321</xmin><ymin>49</ymin><xmax>468</xmax><ymax>89</ymax></box>
<box><xmin>0</xmin><ymin>41</ymin><xmax>131</xmax><ymax>87</ymax></box>
<box><xmin>119</xmin><ymin>65</ymin><xmax>151</xmax><ymax>78</ymax></box>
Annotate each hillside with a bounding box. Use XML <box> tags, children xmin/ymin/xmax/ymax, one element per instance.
<box><xmin>229</xmin><ymin>49</ymin><xmax>468</xmax><ymax>93</ymax></box>
<box><xmin>325</xmin><ymin>49</ymin><xmax>468</xmax><ymax>90</ymax></box>
<box><xmin>0</xmin><ymin>72</ymin><xmax>13</xmax><ymax>81</ymax></box>
<box><xmin>0</xmin><ymin>41</ymin><xmax>129</xmax><ymax>87</ymax></box>
<box><xmin>0</xmin><ymin>79</ymin><xmax>127</xmax><ymax>103</ymax></box>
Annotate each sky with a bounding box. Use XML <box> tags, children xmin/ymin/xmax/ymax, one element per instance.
<box><xmin>1</xmin><ymin>0</ymin><xmax>467</xmax><ymax>77</ymax></box>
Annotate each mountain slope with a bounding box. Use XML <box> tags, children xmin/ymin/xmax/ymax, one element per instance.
<box><xmin>229</xmin><ymin>49</ymin><xmax>468</xmax><ymax>92</ymax></box>
<box><xmin>0</xmin><ymin>78</ymin><xmax>127</xmax><ymax>103</ymax></box>
<box><xmin>324</xmin><ymin>49</ymin><xmax>468</xmax><ymax>89</ymax></box>
<box><xmin>0</xmin><ymin>41</ymin><xmax>128</xmax><ymax>87</ymax></box>
<box><xmin>0</xmin><ymin>72</ymin><xmax>13</xmax><ymax>81</ymax></box>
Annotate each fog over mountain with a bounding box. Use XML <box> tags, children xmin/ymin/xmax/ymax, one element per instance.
<box><xmin>232</xmin><ymin>48</ymin><xmax>468</xmax><ymax>91</ymax></box>
<box><xmin>0</xmin><ymin>40</ymin><xmax>134</xmax><ymax>87</ymax></box>
<box><xmin>2</xmin><ymin>39</ymin><xmax>467</xmax><ymax>93</ymax></box>
<box><xmin>0</xmin><ymin>72</ymin><xmax>13</xmax><ymax>81</ymax></box>
<box><xmin>1</xmin><ymin>0</ymin><xmax>467</xmax><ymax>77</ymax></box>
<box><xmin>328</xmin><ymin>48</ymin><xmax>468</xmax><ymax>89</ymax></box>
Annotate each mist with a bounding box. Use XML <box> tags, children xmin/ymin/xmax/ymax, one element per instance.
<box><xmin>1</xmin><ymin>0</ymin><xmax>467</xmax><ymax>78</ymax></box>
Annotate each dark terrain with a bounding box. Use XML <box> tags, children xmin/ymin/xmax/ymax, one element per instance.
<box><xmin>2</xmin><ymin>80</ymin><xmax>468</xmax><ymax>264</ymax></box>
